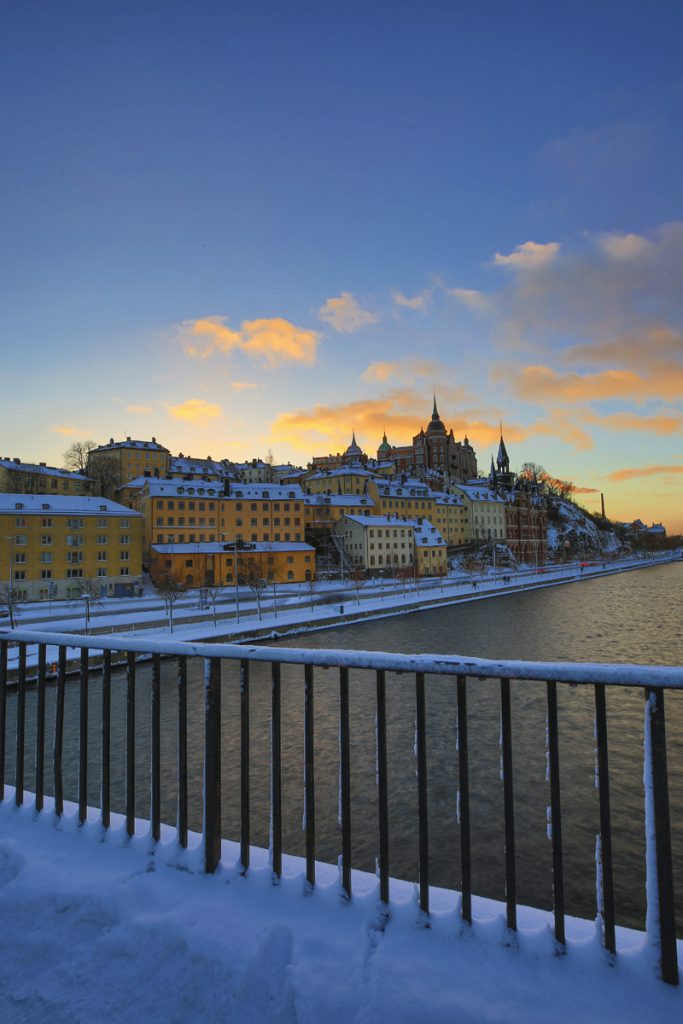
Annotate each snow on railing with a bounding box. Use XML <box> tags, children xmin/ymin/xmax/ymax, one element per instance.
<box><xmin>0</xmin><ymin>628</ymin><xmax>680</xmax><ymax>984</ymax></box>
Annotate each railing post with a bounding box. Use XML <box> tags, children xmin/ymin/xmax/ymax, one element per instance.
<box><xmin>240</xmin><ymin>659</ymin><xmax>250</xmax><ymax>873</ymax></box>
<box><xmin>546</xmin><ymin>680</ymin><xmax>565</xmax><ymax>946</ymax></box>
<box><xmin>101</xmin><ymin>650</ymin><xmax>111</xmax><ymax>830</ymax></box>
<box><xmin>177</xmin><ymin>656</ymin><xmax>188</xmax><ymax>848</ymax></box>
<box><xmin>78</xmin><ymin>648</ymin><xmax>89</xmax><ymax>824</ymax></box>
<box><xmin>645</xmin><ymin>688</ymin><xmax>679</xmax><ymax>985</ymax></box>
<box><xmin>339</xmin><ymin>666</ymin><xmax>352</xmax><ymax>900</ymax></box>
<box><xmin>53</xmin><ymin>646</ymin><xmax>66</xmax><ymax>817</ymax></box>
<box><xmin>126</xmin><ymin>651</ymin><xmax>136</xmax><ymax>838</ymax></box>
<box><xmin>204</xmin><ymin>657</ymin><xmax>222</xmax><ymax>873</ymax></box>
<box><xmin>500</xmin><ymin>677</ymin><xmax>517</xmax><ymax>933</ymax></box>
<box><xmin>35</xmin><ymin>645</ymin><xmax>46</xmax><ymax>812</ymax></box>
<box><xmin>415</xmin><ymin>671</ymin><xmax>429</xmax><ymax>919</ymax></box>
<box><xmin>376</xmin><ymin>669</ymin><xmax>389</xmax><ymax>907</ymax></box>
<box><xmin>15</xmin><ymin>642</ymin><xmax>26</xmax><ymax>806</ymax></box>
<box><xmin>594</xmin><ymin>683</ymin><xmax>616</xmax><ymax>955</ymax></box>
<box><xmin>304</xmin><ymin>663</ymin><xmax>316</xmax><ymax>890</ymax></box>
<box><xmin>270</xmin><ymin>662</ymin><xmax>282</xmax><ymax>881</ymax></box>
<box><xmin>150</xmin><ymin>653</ymin><xmax>161</xmax><ymax>842</ymax></box>
<box><xmin>456</xmin><ymin>675</ymin><xmax>471</xmax><ymax>925</ymax></box>
<box><xmin>0</xmin><ymin>639</ymin><xmax>6</xmax><ymax>802</ymax></box>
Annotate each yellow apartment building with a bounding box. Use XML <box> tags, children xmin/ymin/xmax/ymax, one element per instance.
<box><xmin>87</xmin><ymin>437</ymin><xmax>171</xmax><ymax>488</ymax></box>
<box><xmin>304</xmin><ymin>466</ymin><xmax>382</xmax><ymax>496</ymax></box>
<box><xmin>0</xmin><ymin>458</ymin><xmax>93</xmax><ymax>496</ymax></box>
<box><xmin>149</xmin><ymin>540</ymin><xmax>315</xmax><ymax>587</ymax></box>
<box><xmin>449</xmin><ymin>482</ymin><xmax>507</xmax><ymax>543</ymax></box>
<box><xmin>333</xmin><ymin>513</ymin><xmax>447</xmax><ymax>576</ymax></box>
<box><xmin>303</xmin><ymin>493</ymin><xmax>375</xmax><ymax>530</ymax></box>
<box><xmin>0</xmin><ymin>494</ymin><xmax>143</xmax><ymax>601</ymax></box>
<box><xmin>134</xmin><ymin>480</ymin><xmax>307</xmax><ymax>562</ymax></box>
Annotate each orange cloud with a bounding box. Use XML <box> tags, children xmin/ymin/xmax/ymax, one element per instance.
<box><xmin>50</xmin><ymin>424</ymin><xmax>88</xmax><ymax>437</ymax></box>
<box><xmin>564</xmin><ymin>326</ymin><xmax>683</xmax><ymax>369</ymax></box>
<box><xmin>230</xmin><ymin>381</ymin><xmax>258</xmax><ymax>391</ymax></box>
<box><xmin>506</xmin><ymin>363</ymin><xmax>683</xmax><ymax>404</ymax></box>
<box><xmin>494</xmin><ymin>240</ymin><xmax>560</xmax><ymax>270</ymax></box>
<box><xmin>605</xmin><ymin>465</ymin><xmax>683</xmax><ymax>483</ymax></box>
<box><xmin>361</xmin><ymin>358</ymin><xmax>445</xmax><ymax>385</ymax></box>
<box><xmin>318</xmin><ymin>292</ymin><xmax>377</xmax><ymax>333</ymax></box>
<box><xmin>169</xmin><ymin>398</ymin><xmax>223</xmax><ymax>424</ymax></box>
<box><xmin>182</xmin><ymin>315</ymin><xmax>321</xmax><ymax>367</ymax></box>
<box><xmin>573</xmin><ymin>486</ymin><xmax>600</xmax><ymax>494</ymax></box>
<box><xmin>125</xmin><ymin>404</ymin><xmax>152</xmax><ymax>415</ymax></box>
<box><xmin>582</xmin><ymin>410</ymin><xmax>683</xmax><ymax>435</ymax></box>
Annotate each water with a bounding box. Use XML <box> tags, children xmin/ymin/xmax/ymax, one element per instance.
<box><xmin>4</xmin><ymin>562</ymin><xmax>682</xmax><ymax>933</ymax></box>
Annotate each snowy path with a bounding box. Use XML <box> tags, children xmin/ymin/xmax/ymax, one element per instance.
<box><xmin>0</xmin><ymin>795</ymin><xmax>681</xmax><ymax>1023</ymax></box>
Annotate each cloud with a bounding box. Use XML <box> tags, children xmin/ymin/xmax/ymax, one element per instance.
<box><xmin>361</xmin><ymin>358</ymin><xmax>445</xmax><ymax>385</ymax></box>
<box><xmin>503</xmin><ymin>362</ymin><xmax>683</xmax><ymax>405</ymax></box>
<box><xmin>564</xmin><ymin>326</ymin><xmax>683</xmax><ymax>370</ymax></box>
<box><xmin>391</xmin><ymin>288</ymin><xmax>434</xmax><ymax>311</ymax></box>
<box><xmin>598</xmin><ymin>232</ymin><xmax>652</xmax><ymax>260</ymax></box>
<box><xmin>573</xmin><ymin>486</ymin><xmax>600</xmax><ymax>494</ymax></box>
<box><xmin>494</xmin><ymin>240</ymin><xmax>560</xmax><ymax>271</ymax></box>
<box><xmin>444</xmin><ymin>287</ymin><xmax>492</xmax><ymax>313</ymax></box>
<box><xmin>50</xmin><ymin>424</ymin><xmax>87</xmax><ymax>437</ymax></box>
<box><xmin>605</xmin><ymin>465</ymin><xmax>683</xmax><ymax>483</ymax></box>
<box><xmin>582</xmin><ymin>409</ymin><xmax>683</xmax><ymax>435</ymax></box>
<box><xmin>169</xmin><ymin>398</ymin><xmax>223</xmax><ymax>424</ymax></box>
<box><xmin>125</xmin><ymin>404</ymin><xmax>152</xmax><ymax>415</ymax></box>
<box><xmin>318</xmin><ymin>292</ymin><xmax>377</xmax><ymax>333</ymax></box>
<box><xmin>230</xmin><ymin>381</ymin><xmax>258</xmax><ymax>391</ymax></box>
<box><xmin>182</xmin><ymin>315</ymin><xmax>321</xmax><ymax>366</ymax></box>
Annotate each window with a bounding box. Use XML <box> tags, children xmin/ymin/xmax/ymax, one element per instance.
<box><xmin>15</xmin><ymin>534</ymin><xmax>27</xmax><ymax>546</ymax></box>
<box><xmin>15</xmin><ymin>516</ymin><xmax>26</xmax><ymax>526</ymax></box>
<box><xmin>120</xmin><ymin>551</ymin><xmax>130</xmax><ymax>562</ymax></box>
<box><xmin>42</xmin><ymin>517</ymin><xmax>52</xmax><ymax>527</ymax></box>
<box><xmin>97</xmin><ymin>568</ymin><xmax>108</xmax><ymax>577</ymax></box>
<box><xmin>14</xmin><ymin>570</ymin><xmax>26</xmax><ymax>580</ymax></box>
<box><xmin>120</xmin><ymin>568</ymin><xmax>129</xmax><ymax>576</ymax></box>
<box><xmin>14</xmin><ymin>552</ymin><xmax>26</xmax><ymax>563</ymax></box>
<box><xmin>40</xmin><ymin>571</ymin><xmax>52</xmax><ymax>580</ymax></box>
<box><xmin>97</xmin><ymin>552</ymin><xmax>107</xmax><ymax>562</ymax></box>
<box><xmin>287</xmin><ymin>570</ymin><xmax>294</xmax><ymax>580</ymax></box>
<box><xmin>120</xmin><ymin>534</ymin><xmax>130</xmax><ymax>544</ymax></box>
<box><xmin>120</xmin><ymin>518</ymin><xmax>130</xmax><ymax>528</ymax></box>
<box><xmin>66</xmin><ymin>552</ymin><xmax>84</xmax><ymax>563</ymax></box>
<box><xmin>41</xmin><ymin>552</ymin><xmax>52</xmax><ymax>564</ymax></box>
<box><xmin>66</xmin><ymin>569</ymin><xmax>83</xmax><ymax>578</ymax></box>
<box><xmin>97</xmin><ymin>518</ymin><xmax>108</xmax><ymax>528</ymax></box>
<box><xmin>67</xmin><ymin>518</ymin><xmax>84</xmax><ymax>529</ymax></box>
<box><xmin>97</xmin><ymin>535</ymin><xmax>108</xmax><ymax>545</ymax></box>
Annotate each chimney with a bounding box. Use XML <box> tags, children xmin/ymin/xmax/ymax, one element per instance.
<box><xmin>601</xmin><ymin>492</ymin><xmax>606</xmax><ymax>518</ymax></box>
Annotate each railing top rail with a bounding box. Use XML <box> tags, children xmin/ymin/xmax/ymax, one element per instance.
<box><xmin>3</xmin><ymin>628</ymin><xmax>683</xmax><ymax>689</ymax></box>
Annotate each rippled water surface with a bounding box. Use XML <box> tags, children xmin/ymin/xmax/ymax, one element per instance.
<box><xmin>5</xmin><ymin>562</ymin><xmax>682</xmax><ymax>932</ymax></box>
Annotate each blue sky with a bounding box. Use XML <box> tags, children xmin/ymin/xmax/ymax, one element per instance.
<box><xmin>2</xmin><ymin>1</ymin><xmax>682</xmax><ymax>530</ymax></box>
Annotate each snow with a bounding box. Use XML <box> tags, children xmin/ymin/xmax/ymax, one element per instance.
<box><xmin>0</xmin><ymin>795</ymin><xmax>680</xmax><ymax>1023</ymax></box>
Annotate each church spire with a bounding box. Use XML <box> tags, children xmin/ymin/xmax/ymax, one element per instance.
<box><xmin>432</xmin><ymin>394</ymin><xmax>439</xmax><ymax>420</ymax></box>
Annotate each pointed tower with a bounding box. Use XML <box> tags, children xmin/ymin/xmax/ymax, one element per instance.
<box><xmin>496</xmin><ymin>423</ymin><xmax>510</xmax><ymax>474</ymax></box>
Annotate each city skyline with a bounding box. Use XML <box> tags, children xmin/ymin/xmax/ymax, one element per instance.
<box><xmin>2</xmin><ymin>2</ymin><xmax>682</xmax><ymax>532</ymax></box>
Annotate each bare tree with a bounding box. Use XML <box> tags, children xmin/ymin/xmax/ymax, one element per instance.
<box><xmin>236</xmin><ymin>548</ymin><xmax>281</xmax><ymax>620</ymax></box>
<box><xmin>155</xmin><ymin>571</ymin><xmax>183</xmax><ymax>632</ymax></box>
<box><xmin>85</xmin><ymin>455</ymin><xmax>122</xmax><ymax>500</ymax></box>
<box><xmin>350</xmin><ymin>566</ymin><xmax>366</xmax><ymax>606</ymax></box>
<box><xmin>67</xmin><ymin>577</ymin><xmax>104</xmax><ymax>634</ymax></box>
<box><xmin>197</xmin><ymin>569</ymin><xmax>223</xmax><ymax>627</ymax></box>
<box><xmin>305</xmin><ymin>573</ymin><xmax>319</xmax><ymax>612</ymax></box>
<box><xmin>63</xmin><ymin>440</ymin><xmax>97</xmax><ymax>474</ymax></box>
<box><xmin>0</xmin><ymin>583</ymin><xmax>21</xmax><ymax>628</ymax></box>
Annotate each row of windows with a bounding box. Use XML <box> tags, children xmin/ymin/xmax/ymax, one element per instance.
<box><xmin>155</xmin><ymin>533</ymin><xmax>303</xmax><ymax>545</ymax></box>
<box><xmin>14</xmin><ymin>551</ymin><xmax>131</xmax><ymax>563</ymax></box>
<box><xmin>14</xmin><ymin>568</ymin><xmax>131</xmax><ymax>580</ymax></box>
<box><xmin>11</xmin><ymin>517</ymin><xmax>130</xmax><ymax>528</ymax></box>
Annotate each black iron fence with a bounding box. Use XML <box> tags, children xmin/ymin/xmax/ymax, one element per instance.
<box><xmin>0</xmin><ymin>628</ymin><xmax>680</xmax><ymax>985</ymax></box>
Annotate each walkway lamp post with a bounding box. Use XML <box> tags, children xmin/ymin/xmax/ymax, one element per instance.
<box><xmin>220</xmin><ymin>535</ymin><xmax>240</xmax><ymax>625</ymax></box>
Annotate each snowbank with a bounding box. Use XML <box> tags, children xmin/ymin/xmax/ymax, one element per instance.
<box><xmin>0</xmin><ymin>795</ymin><xmax>680</xmax><ymax>1023</ymax></box>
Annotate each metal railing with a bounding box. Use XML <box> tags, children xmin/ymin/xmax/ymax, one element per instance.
<box><xmin>0</xmin><ymin>628</ymin><xmax>680</xmax><ymax>985</ymax></box>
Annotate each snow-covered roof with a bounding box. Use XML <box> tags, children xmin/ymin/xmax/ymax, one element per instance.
<box><xmin>168</xmin><ymin>457</ymin><xmax>233</xmax><ymax>477</ymax></box>
<box><xmin>151</xmin><ymin>541</ymin><xmax>314</xmax><ymax>554</ymax></box>
<box><xmin>373</xmin><ymin>478</ymin><xmax>432</xmax><ymax>497</ymax></box>
<box><xmin>433</xmin><ymin>491</ymin><xmax>464</xmax><ymax>507</ymax></box>
<box><xmin>340</xmin><ymin>514</ymin><xmax>418</xmax><ymax>529</ymax></box>
<box><xmin>304</xmin><ymin>494</ymin><xmax>374</xmax><ymax>507</ymax></box>
<box><xmin>307</xmin><ymin>464</ymin><xmax>378</xmax><ymax>480</ymax></box>
<box><xmin>0</xmin><ymin>494</ymin><xmax>143</xmax><ymax>517</ymax></box>
<box><xmin>414</xmin><ymin>521</ymin><xmax>446</xmax><ymax>546</ymax></box>
<box><xmin>227</xmin><ymin>484</ymin><xmax>305</xmax><ymax>501</ymax></box>
<box><xmin>0</xmin><ymin>459</ymin><xmax>90</xmax><ymax>481</ymax></box>
<box><xmin>91</xmin><ymin>437</ymin><xmax>169</xmax><ymax>453</ymax></box>
<box><xmin>139</xmin><ymin>480</ymin><xmax>224</xmax><ymax>498</ymax></box>
<box><xmin>452</xmin><ymin>483</ymin><xmax>505</xmax><ymax>504</ymax></box>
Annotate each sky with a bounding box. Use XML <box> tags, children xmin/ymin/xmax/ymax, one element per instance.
<box><xmin>1</xmin><ymin>1</ymin><xmax>682</xmax><ymax>532</ymax></box>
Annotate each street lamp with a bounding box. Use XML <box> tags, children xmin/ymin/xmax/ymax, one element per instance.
<box><xmin>220</xmin><ymin>534</ymin><xmax>240</xmax><ymax>624</ymax></box>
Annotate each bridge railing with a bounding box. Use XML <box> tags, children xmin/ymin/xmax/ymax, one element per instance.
<box><xmin>0</xmin><ymin>628</ymin><xmax>680</xmax><ymax>984</ymax></box>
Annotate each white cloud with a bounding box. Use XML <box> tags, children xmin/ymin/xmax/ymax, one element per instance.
<box><xmin>494</xmin><ymin>240</ymin><xmax>560</xmax><ymax>270</ymax></box>
<box><xmin>318</xmin><ymin>292</ymin><xmax>378</xmax><ymax>333</ymax></box>
<box><xmin>391</xmin><ymin>288</ymin><xmax>433</xmax><ymax>311</ymax></box>
<box><xmin>597</xmin><ymin>232</ymin><xmax>651</xmax><ymax>260</ymax></box>
<box><xmin>182</xmin><ymin>316</ymin><xmax>321</xmax><ymax>367</ymax></box>
<box><xmin>444</xmin><ymin>287</ymin><xmax>492</xmax><ymax>313</ymax></box>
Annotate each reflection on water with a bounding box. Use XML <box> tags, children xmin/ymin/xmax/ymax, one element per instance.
<box><xmin>4</xmin><ymin>563</ymin><xmax>682</xmax><ymax>932</ymax></box>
